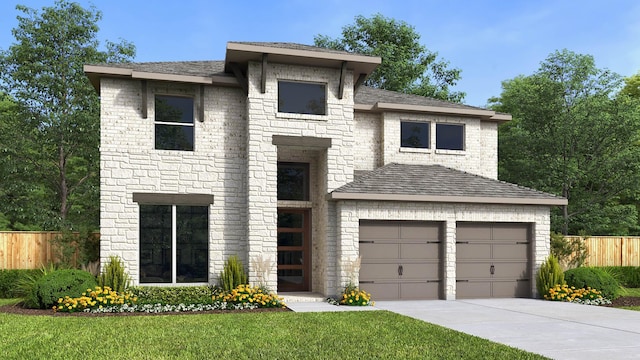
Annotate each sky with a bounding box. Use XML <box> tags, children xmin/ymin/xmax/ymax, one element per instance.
<box><xmin>1</xmin><ymin>0</ymin><xmax>639</xmax><ymax>107</ymax></box>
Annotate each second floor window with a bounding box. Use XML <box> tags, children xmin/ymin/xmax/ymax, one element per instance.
<box><xmin>436</xmin><ymin>123</ymin><xmax>465</xmax><ymax>151</ymax></box>
<box><xmin>401</xmin><ymin>121</ymin><xmax>430</xmax><ymax>149</ymax></box>
<box><xmin>278</xmin><ymin>81</ymin><xmax>326</xmax><ymax>115</ymax></box>
<box><xmin>155</xmin><ymin>95</ymin><xmax>194</xmax><ymax>151</ymax></box>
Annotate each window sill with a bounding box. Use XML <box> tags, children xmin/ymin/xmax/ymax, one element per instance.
<box><xmin>399</xmin><ymin>147</ymin><xmax>431</xmax><ymax>154</ymax></box>
<box><xmin>276</xmin><ymin>112</ymin><xmax>328</xmax><ymax>122</ymax></box>
<box><xmin>435</xmin><ymin>149</ymin><xmax>466</xmax><ymax>156</ymax></box>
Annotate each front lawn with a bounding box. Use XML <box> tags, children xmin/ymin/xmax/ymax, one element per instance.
<box><xmin>0</xmin><ymin>310</ymin><xmax>546</xmax><ymax>359</ymax></box>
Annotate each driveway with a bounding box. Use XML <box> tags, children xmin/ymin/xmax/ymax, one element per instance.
<box><xmin>375</xmin><ymin>299</ymin><xmax>640</xmax><ymax>360</ymax></box>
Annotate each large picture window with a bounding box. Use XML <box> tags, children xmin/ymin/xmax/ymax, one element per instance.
<box><xmin>139</xmin><ymin>205</ymin><xmax>208</xmax><ymax>283</ymax></box>
<box><xmin>278</xmin><ymin>81</ymin><xmax>326</xmax><ymax>115</ymax></box>
<box><xmin>401</xmin><ymin>121</ymin><xmax>430</xmax><ymax>149</ymax></box>
<box><xmin>277</xmin><ymin>162</ymin><xmax>309</xmax><ymax>201</ymax></box>
<box><xmin>155</xmin><ymin>95</ymin><xmax>194</xmax><ymax>151</ymax></box>
<box><xmin>436</xmin><ymin>123</ymin><xmax>465</xmax><ymax>151</ymax></box>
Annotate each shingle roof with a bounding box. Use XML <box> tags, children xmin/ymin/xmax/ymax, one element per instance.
<box><xmin>229</xmin><ymin>42</ymin><xmax>361</xmax><ymax>56</ymax></box>
<box><xmin>355</xmin><ymin>86</ymin><xmax>487</xmax><ymax>111</ymax></box>
<box><xmin>95</xmin><ymin>60</ymin><xmax>228</xmax><ymax>77</ymax></box>
<box><xmin>331</xmin><ymin>163</ymin><xmax>566</xmax><ymax>205</ymax></box>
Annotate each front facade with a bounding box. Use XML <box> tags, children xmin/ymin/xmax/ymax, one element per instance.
<box><xmin>86</xmin><ymin>42</ymin><xmax>566</xmax><ymax>300</ymax></box>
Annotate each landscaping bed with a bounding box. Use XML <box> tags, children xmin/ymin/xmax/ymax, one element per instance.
<box><xmin>607</xmin><ymin>296</ymin><xmax>640</xmax><ymax>308</ymax></box>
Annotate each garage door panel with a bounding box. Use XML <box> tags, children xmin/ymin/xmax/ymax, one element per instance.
<box><xmin>400</xmin><ymin>243</ymin><xmax>440</xmax><ymax>259</ymax></box>
<box><xmin>457</xmin><ymin>281</ymin><xmax>492</xmax><ymax>298</ymax></box>
<box><xmin>360</xmin><ymin>243</ymin><xmax>399</xmax><ymax>259</ymax></box>
<box><xmin>359</xmin><ymin>222</ymin><xmax>399</xmax><ymax>239</ymax></box>
<box><xmin>401</xmin><ymin>263</ymin><xmax>440</xmax><ymax>280</ymax></box>
<box><xmin>492</xmin><ymin>262</ymin><xmax>529</xmax><ymax>279</ymax></box>
<box><xmin>400</xmin><ymin>282</ymin><xmax>440</xmax><ymax>300</ymax></box>
<box><xmin>457</xmin><ymin>262</ymin><xmax>491</xmax><ymax>279</ymax></box>
<box><xmin>493</xmin><ymin>243</ymin><xmax>528</xmax><ymax>260</ymax></box>
<box><xmin>360</xmin><ymin>263</ymin><xmax>399</xmax><ymax>280</ymax></box>
<box><xmin>456</xmin><ymin>225</ymin><xmax>492</xmax><ymax>241</ymax></box>
<box><xmin>360</xmin><ymin>283</ymin><xmax>399</xmax><ymax>301</ymax></box>
<box><xmin>400</xmin><ymin>223</ymin><xmax>440</xmax><ymax>240</ymax></box>
<box><xmin>492</xmin><ymin>225</ymin><xmax>529</xmax><ymax>241</ymax></box>
<box><xmin>457</xmin><ymin>244</ymin><xmax>491</xmax><ymax>260</ymax></box>
<box><xmin>492</xmin><ymin>280</ymin><xmax>531</xmax><ymax>298</ymax></box>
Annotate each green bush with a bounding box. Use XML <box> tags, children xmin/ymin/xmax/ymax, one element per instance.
<box><xmin>564</xmin><ymin>267</ymin><xmax>620</xmax><ymax>300</ymax></box>
<box><xmin>0</xmin><ymin>269</ymin><xmax>42</xmax><ymax>298</ymax></box>
<box><xmin>550</xmin><ymin>233</ymin><xmax>588</xmax><ymax>269</ymax></box>
<box><xmin>218</xmin><ymin>255</ymin><xmax>248</xmax><ymax>292</ymax></box>
<box><xmin>98</xmin><ymin>256</ymin><xmax>130</xmax><ymax>293</ymax></box>
<box><xmin>598</xmin><ymin>266</ymin><xmax>640</xmax><ymax>288</ymax></box>
<box><xmin>32</xmin><ymin>269</ymin><xmax>97</xmax><ymax>309</ymax></box>
<box><xmin>130</xmin><ymin>285</ymin><xmax>217</xmax><ymax>305</ymax></box>
<box><xmin>536</xmin><ymin>254</ymin><xmax>565</xmax><ymax>298</ymax></box>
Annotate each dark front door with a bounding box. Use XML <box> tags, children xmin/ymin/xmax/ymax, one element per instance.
<box><xmin>277</xmin><ymin>209</ymin><xmax>311</xmax><ymax>292</ymax></box>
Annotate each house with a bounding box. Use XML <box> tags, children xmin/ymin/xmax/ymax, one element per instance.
<box><xmin>84</xmin><ymin>42</ymin><xmax>567</xmax><ymax>300</ymax></box>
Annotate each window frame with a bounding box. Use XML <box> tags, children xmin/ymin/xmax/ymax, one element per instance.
<box><xmin>277</xmin><ymin>80</ymin><xmax>327</xmax><ymax>116</ymax></box>
<box><xmin>436</xmin><ymin>123</ymin><xmax>465</xmax><ymax>151</ymax></box>
<box><xmin>139</xmin><ymin>204</ymin><xmax>209</xmax><ymax>285</ymax></box>
<box><xmin>400</xmin><ymin>121</ymin><xmax>430</xmax><ymax>149</ymax></box>
<box><xmin>154</xmin><ymin>94</ymin><xmax>195</xmax><ymax>151</ymax></box>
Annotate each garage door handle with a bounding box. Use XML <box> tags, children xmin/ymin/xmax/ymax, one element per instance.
<box><xmin>398</xmin><ymin>265</ymin><xmax>403</xmax><ymax>276</ymax></box>
<box><xmin>490</xmin><ymin>265</ymin><xmax>495</xmax><ymax>275</ymax></box>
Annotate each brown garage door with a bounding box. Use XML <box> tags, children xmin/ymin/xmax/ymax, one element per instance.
<box><xmin>456</xmin><ymin>223</ymin><xmax>531</xmax><ymax>298</ymax></box>
<box><xmin>359</xmin><ymin>221</ymin><xmax>443</xmax><ymax>300</ymax></box>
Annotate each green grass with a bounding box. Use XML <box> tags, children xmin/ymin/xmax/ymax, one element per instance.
<box><xmin>619</xmin><ymin>287</ymin><xmax>640</xmax><ymax>297</ymax></box>
<box><xmin>0</xmin><ymin>310</ymin><xmax>547</xmax><ymax>359</ymax></box>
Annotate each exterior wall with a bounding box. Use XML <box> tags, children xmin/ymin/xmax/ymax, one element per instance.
<box><xmin>334</xmin><ymin>201</ymin><xmax>550</xmax><ymax>299</ymax></box>
<box><xmin>379</xmin><ymin>112</ymin><xmax>498</xmax><ymax>179</ymax></box>
<box><xmin>353</xmin><ymin>112</ymin><xmax>382</xmax><ymax>171</ymax></box>
<box><xmin>99</xmin><ymin>78</ymin><xmax>247</xmax><ymax>284</ymax></box>
<box><xmin>245</xmin><ymin>61</ymin><xmax>355</xmax><ymax>292</ymax></box>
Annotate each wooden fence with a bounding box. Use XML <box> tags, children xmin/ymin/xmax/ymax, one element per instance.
<box><xmin>0</xmin><ymin>232</ymin><xmax>61</xmax><ymax>269</ymax></box>
<box><xmin>565</xmin><ymin>236</ymin><xmax>640</xmax><ymax>267</ymax></box>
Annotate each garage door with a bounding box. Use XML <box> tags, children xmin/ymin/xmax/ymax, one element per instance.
<box><xmin>359</xmin><ymin>221</ymin><xmax>442</xmax><ymax>300</ymax></box>
<box><xmin>456</xmin><ymin>223</ymin><xmax>531</xmax><ymax>298</ymax></box>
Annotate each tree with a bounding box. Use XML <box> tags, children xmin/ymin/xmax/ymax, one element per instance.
<box><xmin>0</xmin><ymin>1</ymin><xmax>135</xmax><ymax>230</ymax></box>
<box><xmin>314</xmin><ymin>14</ymin><xmax>465</xmax><ymax>102</ymax></box>
<box><xmin>621</xmin><ymin>72</ymin><xmax>640</xmax><ymax>98</ymax></box>
<box><xmin>490</xmin><ymin>50</ymin><xmax>640</xmax><ymax>235</ymax></box>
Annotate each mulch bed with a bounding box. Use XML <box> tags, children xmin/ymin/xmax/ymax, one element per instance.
<box><xmin>606</xmin><ymin>296</ymin><xmax>640</xmax><ymax>307</ymax></box>
<box><xmin>0</xmin><ymin>302</ymin><xmax>291</xmax><ymax>317</ymax></box>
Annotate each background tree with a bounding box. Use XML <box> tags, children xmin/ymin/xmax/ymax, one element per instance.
<box><xmin>621</xmin><ymin>72</ymin><xmax>640</xmax><ymax>98</ymax></box>
<box><xmin>314</xmin><ymin>14</ymin><xmax>465</xmax><ymax>102</ymax></box>
<box><xmin>0</xmin><ymin>1</ymin><xmax>135</xmax><ymax>231</ymax></box>
<box><xmin>490</xmin><ymin>50</ymin><xmax>640</xmax><ymax>235</ymax></box>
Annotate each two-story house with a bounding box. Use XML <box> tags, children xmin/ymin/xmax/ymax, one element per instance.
<box><xmin>85</xmin><ymin>42</ymin><xmax>566</xmax><ymax>300</ymax></box>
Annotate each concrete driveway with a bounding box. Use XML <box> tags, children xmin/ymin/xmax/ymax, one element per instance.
<box><xmin>375</xmin><ymin>299</ymin><xmax>640</xmax><ymax>360</ymax></box>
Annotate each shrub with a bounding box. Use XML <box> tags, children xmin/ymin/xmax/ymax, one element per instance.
<box><xmin>51</xmin><ymin>229</ymin><xmax>99</xmax><ymax>268</ymax></box>
<box><xmin>544</xmin><ymin>284</ymin><xmax>611</xmax><ymax>305</ymax></box>
<box><xmin>536</xmin><ymin>254</ymin><xmax>565</xmax><ymax>298</ymax></box>
<box><xmin>564</xmin><ymin>267</ymin><xmax>619</xmax><ymax>300</ymax></box>
<box><xmin>98</xmin><ymin>256</ymin><xmax>130</xmax><ymax>293</ymax></box>
<box><xmin>337</xmin><ymin>283</ymin><xmax>374</xmax><ymax>306</ymax></box>
<box><xmin>17</xmin><ymin>263</ymin><xmax>58</xmax><ymax>308</ymax></box>
<box><xmin>218</xmin><ymin>255</ymin><xmax>248</xmax><ymax>292</ymax></box>
<box><xmin>598</xmin><ymin>266</ymin><xmax>640</xmax><ymax>288</ymax></box>
<box><xmin>213</xmin><ymin>284</ymin><xmax>286</xmax><ymax>308</ymax></box>
<box><xmin>33</xmin><ymin>269</ymin><xmax>97</xmax><ymax>309</ymax></box>
<box><xmin>550</xmin><ymin>233</ymin><xmax>588</xmax><ymax>269</ymax></box>
<box><xmin>129</xmin><ymin>285</ymin><xmax>217</xmax><ymax>305</ymax></box>
<box><xmin>0</xmin><ymin>269</ymin><xmax>42</xmax><ymax>298</ymax></box>
<box><xmin>54</xmin><ymin>286</ymin><xmax>137</xmax><ymax>313</ymax></box>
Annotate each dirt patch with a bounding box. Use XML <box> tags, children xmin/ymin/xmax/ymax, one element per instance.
<box><xmin>0</xmin><ymin>303</ymin><xmax>291</xmax><ymax>317</ymax></box>
<box><xmin>607</xmin><ymin>296</ymin><xmax>640</xmax><ymax>308</ymax></box>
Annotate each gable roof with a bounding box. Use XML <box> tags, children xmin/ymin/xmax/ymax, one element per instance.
<box><xmin>330</xmin><ymin>163</ymin><xmax>567</xmax><ymax>206</ymax></box>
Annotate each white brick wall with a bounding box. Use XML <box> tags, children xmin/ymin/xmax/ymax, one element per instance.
<box><xmin>333</xmin><ymin>201</ymin><xmax>550</xmax><ymax>299</ymax></box>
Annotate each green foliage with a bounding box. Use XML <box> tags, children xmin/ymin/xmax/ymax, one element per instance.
<box><xmin>16</xmin><ymin>263</ymin><xmax>58</xmax><ymax>308</ymax></box>
<box><xmin>129</xmin><ymin>285</ymin><xmax>217</xmax><ymax>305</ymax></box>
<box><xmin>491</xmin><ymin>49</ymin><xmax>640</xmax><ymax>235</ymax></box>
<box><xmin>214</xmin><ymin>284</ymin><xmax>286</xmax><ymax>308</ymax></box>
<box><xmin>536</xmin><ymin>254</ymin><xmax>565</xmax><ymax>298</ymax></box>
<box><xmin>0</xmin><ymin>1</ymin><xmax>135</xmax><ymax>231</ymax></box>
<box><xmin>218</xmin><ymin>255</ymin><xmax>248</xmax><ymax>292</ymax></box>
<box><xmin>621</xmin><ymin>72</ymin><xmax>640</xmax><ymax>98</ymax></box>
<box><xmin>598</xmin><ymin>266</ymin><xmax>640</xmax><ymax>288</ymax></box>
<box><xmin>0</xmin><ymin>269</ymin><xmax>41</xmax><ymax>298</ymax></box>
<box><xmin>339</xmin><ymin>283</ymin><xmax>374</xmax><ymax>306</ymax></box>
<box><xmin>98</xmin><ymin>256</ymin><xmax>130</xmax><ymax>293</ymax></box>
<box><xmin>50</xmin><ymin>229</ymin><xmax>99</xmax><ymax>267</ymax></box>
<box><xmin>314</xmin><ymin>13</ymin><xmax>464</xmax><ymax>102</ymax></box>
<box><xmin>550</xmin><ymin>233</ymin><xmax>588</xmax><ymax>269</ymax></box>
<box><xmin>564</xmin><ymin>267</ymin><xmax>620</xmax><ymax>300</ymax></box>
<box><xmin>55</xmin><ymin>286</ymin><xmax>137</xmax><ymax>313</ymax></box>
<box><xmin>32</xmin><ymin>269</ymin><xmax>97</xmax><ymax>309</ymax></box>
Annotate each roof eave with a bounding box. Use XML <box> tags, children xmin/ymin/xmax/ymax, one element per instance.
<box><xmin>354</xmin><ymin>103</ymin><xmax>512</xmax><ymax>122</ymax></box>
<box><xmin>328</xmin><ymin>192</ymin><xmax>567</xmax><ymax>206</ymax></box>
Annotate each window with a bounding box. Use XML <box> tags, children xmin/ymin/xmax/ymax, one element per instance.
<box><xmin>278</xmin><ymin>81</ymin><xmax>326</xmax><ymax>115</ymax></box>
<box><xmin>155</xmin><ymin>95</ymin><xmax>194</xmax><ymax>151</ymax></box>
<box><xmin>436</xmin><ymin>124</ymin><xmax>465</xmax><ymax>151</ymax></box>
<box><xmin>277</xmin><ymin>162</ymin><xmax>309</xmax><ymax>201</ymax></box>
<box><xmin>139</xmin><ymin>205</ymin><xmax>208</xmax><ymax>283</ymax></box>
<box><xmin>401</xmin><ymin>121</ymin><xmax>430</xmax><ymax>149</ymax></box>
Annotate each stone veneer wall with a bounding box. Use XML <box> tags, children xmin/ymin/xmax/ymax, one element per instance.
<box><xmin>333</xmin><ymin>201</ymin><xmax>550</xmax><ymax>299</ymax></box>
<box><xmin>99</xmin><ymin>78</ymin><xmax>247</xmax><ymax>284</ymax></box>
<box><xmin>245</xmin><ymin>61</ymin><xmax>355</xmax><ymax>292</ymax></box>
